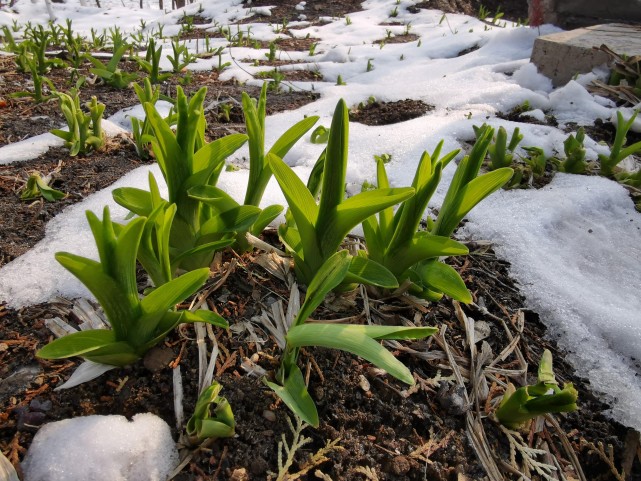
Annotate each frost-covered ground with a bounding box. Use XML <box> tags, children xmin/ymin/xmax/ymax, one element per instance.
<box><xmin>1</xmin><ymin>0</ymin><xmax>640</xmax><ymax>449</ymax></box>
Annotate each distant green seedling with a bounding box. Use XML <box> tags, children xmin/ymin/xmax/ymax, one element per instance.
<box><xmin>496</xmin><ymin>350</ymin><xmax>578</xmax><ymax>429</ymax></box>
<box><xmin>51</xmin><ymin>93</ymin><xmax>104</xmax><ymax>156</ymax></box>
<box><xmin>486</xmin><ymin>125</ymin><xmax>523</xmax><ymax>170</ymax></box>
<box><xmin>558</xmin><ymin>127</ymin><xmax>587</xmax><ymax>174</ymax></box>
<box><xmin>20</xmin><ymin>172</ymin><xmax>65</xmax><ymax>202</ymax></box>
<box><xmin>310</xmin><ymin>125</ymin><xmax>330</xmax><ymax>144</ymax></box>
<box><xmin>167</xmin><ymin>38</ymin><xmax>197</xmax><ymax>73</ymax></box>
<box><xmin>87</xmin><ymin>44</ymin><xmax>138</xmax><ymax>88</ymax></box>
<box><xmin>599</xmin><ymin>110</ymin><xmax>641</xmax><ymax>177</ymax></box>
<box><xmin>373</xmin><ymin>153</ymin><xmax>392</xmax><ymax>164</ymax></box>
<box><xmin>135</xmin><ymin>38</ymin><xmax>172</xmax><ymax>84</ymax></box>
<box><xmin>521</xmin><ymin>146</ymin><xmax>547</xmax><ymax>179</ymax></box>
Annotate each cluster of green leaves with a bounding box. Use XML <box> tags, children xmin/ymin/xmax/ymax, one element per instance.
<box><xmin>168</xmin><ymin>38</ymin><xmax>197</xmax><ymax>73</ymax></box>
<box><xmin>265</xmin><ymin>251</ymin><xmax>437</xmax><ymax>426</ymax></box>
<box><xmin>20</xmin><ymin>172</ymin><xmax>65</xmax><ymax>202</ymax></box>
<box><xmin>114</xmin><ymin>86</ymin><xmax>249</xmax><ymax>276</ymax></box>
<box><xmin>51</xmin><ymin>92</ymin><xmax>105</xmax><ymax>156</ymax></box>
<box><xmin>135</xmin><ymin>38</ymin><xmax>172</xmax><ymax>84</ymax></box>
<box><xmin>130</xmin><ymin>79</ymin><xmax>164</xmax><ymax>160</ymax></box>
<box><xmin>186</xmin><ymin>382</ymin><xmax>235</xmax><ymax>443</ymax></box>
<box><xmin>87</xmin><ymin>44</ymin><xmax>139</xmax><ymax>88</ymax></box>
<box><xmin>554</xmin><ymin>127</ymin><xmax>587</xmax><ymax>174</ymax></box>
<box><xmin>270</xmin><ymin>99</ymin><xmax>413</xmax><ymax>289</ymax></box>
<box><xmin>486</xmin><ymin>126</ymin><xmax>523</xmax><ymax>170</ymax></box>
<box><xmin>599</xmin><ymin>110</ymin><xmax>641</xmax><ymax>177</ymax></box>
<box><xmin>37</xmin><ymin>207</ymin><xmax>227</xmax><ymax>366</ymax></box>
<box><xmin>496</xmin><ymin>350</ymin><xmax>578</xmax><ymax>429</ymax></box>
<box><xmin>365</xmin><ymin>145</ymin><xmax>465</xmax><ymax>302</ymax></box>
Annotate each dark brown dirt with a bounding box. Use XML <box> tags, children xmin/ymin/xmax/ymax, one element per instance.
<box><xmin>0</xmin><ymin>137</ymin><xmax>150</xmax><ymax>267</ymax></box>
<box><xmin>349</xmin><ymin>99</ymin><xmax>434</xmax><ymax>126</ymax></box>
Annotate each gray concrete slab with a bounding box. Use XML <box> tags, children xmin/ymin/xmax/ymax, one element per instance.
<box><xmin>530</xmin><ymin>24</ymin><xmax>641</xmax><ymax>86</ymax></box>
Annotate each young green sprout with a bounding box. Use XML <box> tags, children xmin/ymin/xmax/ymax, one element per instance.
<box><xmin>265</xmin><ymin>251</ymin><xmax>437</xmax><ymax>426</ymax></box>
<box><xmin>599</xmin><ymin>110</ymin><xmax>641</xmax><ymax>177</ymax></box>
<box><xmin>20</xmin><ymin>172</ymin><xmax>65</xmax><ymax>202</ymax></box>
<box><xmin>496</xmin><ymin>350</ymin><xmax>578</xmax><ymax>429</ymax></box>
<box><xmin>37</xmin><ymin>207</ymin><xmax>227</xmax><ymax>368</ymax></box>
<box><xmin>186</xmin><ymin>382</ymin><xmax>235</xmax><ymax>444</ymax></box>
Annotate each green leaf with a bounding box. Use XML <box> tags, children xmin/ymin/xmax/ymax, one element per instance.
<box><xmin>198</xmin><ymin>205</ymin><xmax>261</xmax><ymax>235</ymax></box>
<box><xmin>294</xmin><ymin>250</ymin><xmax>351</xmax><ymax>326</ymax></box>
<box><xmin>268</xmin><ymin>153</ymin><xmax>320</xmax><ymax>260</ymax></box>
<box><xmin>37</xmin><ymin>329</ymin><xmax>116</xmax><ymax>359</ymax></box>
<box><xmin>456</xmin><ymin>167</ymin><xmax>513</xmax><ymax>220</ymax></box>
<box><xmin>268</xmin><ymin>153</ymin><xmax>318</xmax><ymax>228</ymax></box>
<box><xmin>264</xmin><ymin>365</ymin><xmax>319</xmax><ymax>427</ymax></box>
<box><xmin>186</xmin><ymin>382</ymin><xmax>235</xmax><ymax>440</ymax></box>
<box><xmin>134</xmin><ymin>269</ymin><xmax>210</xmax><ymax>341</ymax></box>
<box><xmin>251</xmin><ymin>204</ymin><xmax>284</xmax><ymax>236</ymax></box>
<box><xmin>344</xmin><ymin>255</ymin><xmax>398</xmax><ymax>289</ymax></box>
<box><xmin>269</xmin><ymin>115</ymin><xmax>319</xmax><ymax>159</ymax></box>
<box><xmin>112</xmin><ymin>187</ymin><xmax>155</xmax><ymax>217</ymax></box>
<box><xmin>171</xmin><ymin>239</ymin><xmax>234</xmax><ymax>266</ymax></box>
<box><xmin>55</xmin><ymin>252</ymin><xmax>138</xmax><ymax>338</ymax></box>
<box><xmin>317</xmin><ymin>99</ymin><xmax>349</xmax><ymax>231</ymax></box>
<box><xmin>322</xmin><ymin>187</ymin><xmax>414</xmax><ymax>253</ymax></box>
<box><xmin>180</xmin><ymin>309</ymin><xmax>229</xmax><ymax>328</ymax></box>
<box><xmin>83</xmin><ymin>341</ymin><xmax>140</xmax><ymax>366</ymax></box>
<box><xmin>392</xmin><ymin>233</ymin><xmax>468</xmax><ymax>272</ymax></box>
<box><xmin>144</xmin><ymin>102</ymin><xmax>188</xmax><ymax>202</ymax></box>
<box><xmin>286</xmin><ymin>323</ymin><xmax>436</xmax><ymax>385</ymax></box>
<box><xmin>191</xmin><ymin>133</ymin><xmax>248</xmax><ymax>180</ymax></box>
<box><xmin>411</xmin><ymin>259</ymin><xmax>471</xmax><ymax>303</ymax></box>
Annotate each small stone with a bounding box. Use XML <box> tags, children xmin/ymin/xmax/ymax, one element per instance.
<box><xmin>229</xmin><ymin>468</ymin><xmax>249</xmax><ymax>481</ymax></box>
<box><xmin>143</xmin><ymin>346</ymin><xmax>174</xmax><ymax>373</ymax></box>
<box><xmin>390</xmin><ymin>455</ymin><xmax>411</xmax><ymax>475</ymax></box>
<box><xmin>0</xmin><ymin>365</ymin><xmax>43</xmax><ymax>403</ymax></box>
<box><xmin>358</xmin><ymin>375</ymin><xmax>370</xmax><ymax>392</ymax></box>
<box><xmin>18</xmin><ymin>411</ymin><xmax>46</xmax><ymax>432</ymax></box>
<box><xmin>29</xmin><ymin>399</ymin><xmax>52</xmax><ymax>413</ymax></box>
<box><xmin>262</xmin><ymin>410</ymin><xmax>276</xmax><ymax>422</ymax></box>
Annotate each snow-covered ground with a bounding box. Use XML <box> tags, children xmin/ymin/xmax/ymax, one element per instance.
<box><xmin>1</xmin><ymin>0</ymin><xmax>640</xmax><ymax>464</ymax></box>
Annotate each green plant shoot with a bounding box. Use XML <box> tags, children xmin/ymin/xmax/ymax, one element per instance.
<box><xmin>87</xmin><ymin>44</ymin><xmax>138</xmax><ymax>88</ymax></box>
<box><xmin>599</xmin><ymin>110</ymin><xmax>641</xmax><ymax>176</ymax></box>
<box><xmin>432</xmin><ymin>124</ymin><xmax>513</xmax><ymax>237</ymax></box>
<box><xmin>362</xmin><ymin>142</ymin><xmax>473</xmax><ymax>302</ymax></box>
<box><xmin>50</xmin><ymin>93</ymin><xmax>105</xmax><ymax>156</ymax></box>
<box><xmin>20</xmin><ymin>172</ymin><xmax>65</xmax><ymax>202</ymax></box>
<box><xmin>186</xmin><ymin>382</ymin><xmax>235</xmax><ymax>443</ymax></box>
<box><xmin>265</xmin><ymin>251</ymin><xmax>438</xmax><ymax>426</ymax></box>
<box><xmin>496</xmin><ymin>349</ymin><xmax>578</xmax><ymax>429</ymax></box>
<box><xmin>37</xmin><ymin>207</ymin><xmax>227</xmax><ymax>367</ymax></box>
<box><xmin>269</xmin><ymin>98</ymin><xmax>414</xmax><ymax>289</ymax></box>
<box><xmin>113</xmin><ymin>87</ymin><xmax>251</xmax><ymax>273</ymax></box>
